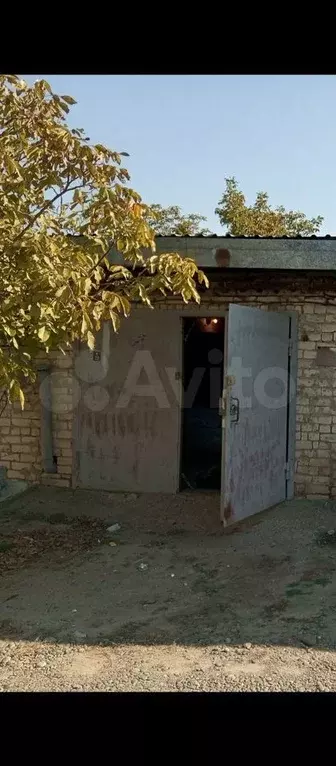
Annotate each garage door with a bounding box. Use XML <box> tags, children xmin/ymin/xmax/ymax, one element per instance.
<box><xmin>74</xmin><ymin>308</ymin><xmax>181</xmax><ymax>493</ymax></box>
<box><xmin>221</xmin><ymin>304</ymin><xmax>295</xmax><ymax>526</ymax></box>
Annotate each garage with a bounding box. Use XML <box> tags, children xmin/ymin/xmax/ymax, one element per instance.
<box><xmin>7</xmin><ymin>234</ymin><xmax>336</xmax><ymax>519</ymax></box>
<box><xmin>74</xmin><ymin>295</ymin><xmax>297</xmax><ymax>527</ymax></box>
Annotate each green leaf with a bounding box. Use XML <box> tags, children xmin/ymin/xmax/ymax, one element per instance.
<box><xmin>40</xmin><ymin>79</ymin><xmax>52</xmax><ymax>93</ymax></box>
<box><xmin>61</xmin><ymin>94</ymin><xmax>77</xmax><ymax>104</ymax></box>
<box><xmin>30</xmin><ymin>305</ymin><xmax>41</xmax><ymax>320</ymax></box>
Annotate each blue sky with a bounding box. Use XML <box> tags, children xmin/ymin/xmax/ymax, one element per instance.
<box><xmin>26</xmin><ymin>75</ymin><xmax>336</xmax><ymax>234</ymax></box>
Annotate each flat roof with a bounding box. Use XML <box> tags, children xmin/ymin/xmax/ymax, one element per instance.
<box><xmin>109</xmin><ymin>235</ymin><xmax>336</xmax><ymax>271</ymax></box>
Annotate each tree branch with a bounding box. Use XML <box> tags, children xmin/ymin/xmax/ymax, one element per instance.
<box><xmin>87</xmin><ymin>241</ymin><xmax>114</xmax><ymax>277</ymax></box>
<box><xmin>11</xmin><ymin>181</ymin><xmax>87</xmax><ymax>244</ymax></box>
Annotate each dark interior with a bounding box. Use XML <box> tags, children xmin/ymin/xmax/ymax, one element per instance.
<box><xmin>181</xmin><ymin>317</ymin><xmax>224</xmax><ymax>490</ymax></box>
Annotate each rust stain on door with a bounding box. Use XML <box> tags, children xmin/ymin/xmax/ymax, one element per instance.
<box><xmin>223</xmin><ymin>500</ymin><xmax>234</xmax><ymax>522</ymax></box>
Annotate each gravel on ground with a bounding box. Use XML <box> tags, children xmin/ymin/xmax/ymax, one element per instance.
<box><xmin>1</xmin><ymin>487</ymin><xmax>336</xmax><ymax>692</ymax></box>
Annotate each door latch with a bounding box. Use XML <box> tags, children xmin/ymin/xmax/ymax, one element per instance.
<box><xmin>230</xmin><ymin>397</ymin><xmax>240</xmax><ymax>423</ymax></box>
<box><xmin>219</xmin><ymin>395</ymin><xmax>240</xmax><ymax>422</ymax></box>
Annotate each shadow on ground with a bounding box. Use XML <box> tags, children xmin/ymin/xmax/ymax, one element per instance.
<box><xmin>1</xmin><ymin>487</ymin><xmax>336</xmax><ymax>652</ymax></box>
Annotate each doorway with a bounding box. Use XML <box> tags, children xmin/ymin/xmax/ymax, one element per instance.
<box><xmin>180</xmin><ymin>317</ymin><xmax>225</xmax><ymax>490</ymax></box>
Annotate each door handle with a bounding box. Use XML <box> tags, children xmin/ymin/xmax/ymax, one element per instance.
<box><xmin>230</xmin><ymin>397</ymin><xmax>240</xmax><ymax>423</ymax></box>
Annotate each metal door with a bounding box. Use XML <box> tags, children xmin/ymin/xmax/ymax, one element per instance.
<box><xmin>74</xmin><ymin>308</ymin><xmax>181</xmax><ymax>493</ymax></box>
<box><xmin>221</xmin><ymin>304</ymin><xmax>292</xmax><ymax>526</ymax></box>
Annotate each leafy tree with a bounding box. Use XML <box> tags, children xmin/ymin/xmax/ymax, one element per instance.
<box><xmin>215</xmin><ymin>177</ymin><xmax>323</xmax><ymax>236</ymax></box>
<box><xmin>148</xmin><ymin>204</ymin><xmax>211</xmax><ymax>236</ymax></box>
<box><xmin>0</xmin><ymin>75</ymin><xmax>208</xmax><ymax>405</ymax></box>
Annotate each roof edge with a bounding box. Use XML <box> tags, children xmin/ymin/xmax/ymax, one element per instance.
<box><xmin>155</xmin><ymin>234</ymin><xmax>336</xmax><ymax>240</ymax></box>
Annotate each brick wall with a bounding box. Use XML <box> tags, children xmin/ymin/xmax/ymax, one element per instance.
<box><xmin>2</xmin><ymin>282</ymin><xmax>336</xmax><ymax>499</ymax></box>
<box><xmin>293</xmin><ymin>300</ymin><xmax>336</xmax><ymax>499</ymax></box>
<box><xmin>0</xmin><ymin>350</ymin><xmax>74</xmax><ymax>488</ymax></box>
<box><xmin>247</xmin><ymin>296</ymin><xmax>336</xmax><ymax>499</ymax></box>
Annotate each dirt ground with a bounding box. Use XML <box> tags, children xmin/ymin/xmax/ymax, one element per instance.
<box><xmin>1</xmin><ymin>486</ymin><xmax>336</xmax><ymax>691</ymax></box>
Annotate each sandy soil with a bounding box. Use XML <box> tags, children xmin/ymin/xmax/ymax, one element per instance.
<box><xmin>1</xmin><ymin>487</ymin><xmax>336</xmax><ymax>691</ymax></box>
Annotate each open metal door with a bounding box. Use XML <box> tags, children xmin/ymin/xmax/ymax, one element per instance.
<box><xmin>221</xmin><ymin>304</ymin><xmax>292</xmax><ymax>526</ymax></box>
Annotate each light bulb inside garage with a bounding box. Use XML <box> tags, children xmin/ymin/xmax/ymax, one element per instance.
<box><xmin>212</xmin><ymin>318</ymin><xmax>218</xmax><ymax>324</ymax></box>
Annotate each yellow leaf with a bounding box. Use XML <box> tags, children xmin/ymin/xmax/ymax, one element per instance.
<box><xmin>38</xmin><ymin>326</ymin><xmax>50</xmax><ymax>342</ymax></box>
<box><xmin>81</xmin><ymin>315</ymin><xmax>88</xmax><ymax>335</ymax></box>
<box><xmin>19</xmin><ymin>388</ymin><xmax>25</xmax><ymax>410</ymax></box>
<box><xmin>43</xmin><ymin>255</ymin><xmax>54</xmax><ymax>269</ymax></box>
<box><xmin>4</xmin><ymin>156</ymin><xmax>21</xmax><ymax>177</ymax></box>
<box><xmin>87</xmin><ymin>331</ymin><xmax>95</xmax><ymax>350</ymax></box>
<box><xmin>4</xmin><ymin>325</ymin><xmax>16</xmax><ymax>337</ymax></box>
<box><xmin>81</xmin><ymin>311</ymin><xmax>92</xmax><ymax>335</ymax></box>
<box><xmin>198</xmin><ymin>271</ymin><xmax>209</xmax><ymax>288</ymax></box>
<box><xmin>119</xmin><ymin>296</ymin><xmax>131</xmax><ymax>317</ymax></box>
<box><xmin>133</xmin><ymin>204</ymin><xmax>142</xmax><ymax>218</ymax></box>
<box><xmin>0</xmin><ymin>74</ymin><xmax>208</xmax><ymax>393</ymax></box>
<box><xmin>55</xmin><ymin>285</ymin><xmax>67</xmax><ymax>298</ymax></box>
<box><xmin>109</xmin><ymin>309</ymin><xmax>120</xmax><ymax>332</ymax></box>
<box><xmin>6</xmin><ymin>75</ymin><xmax>20</xmax><ymax>85</ymax></box>
<box><xmin>8</xmin><ymin>379</ymin><xmax>25</xmax><ymax>409</ymax></box>
<box><xmin>109</xmin><ymin>295</ymin><xmax>120</xmax><ymax>310</ymax></box>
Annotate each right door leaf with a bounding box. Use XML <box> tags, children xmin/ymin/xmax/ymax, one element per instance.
<box><xmin>221</xmin><ymin>305</ymin><xmax>291</xmax><ymax>526</ymax></box>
